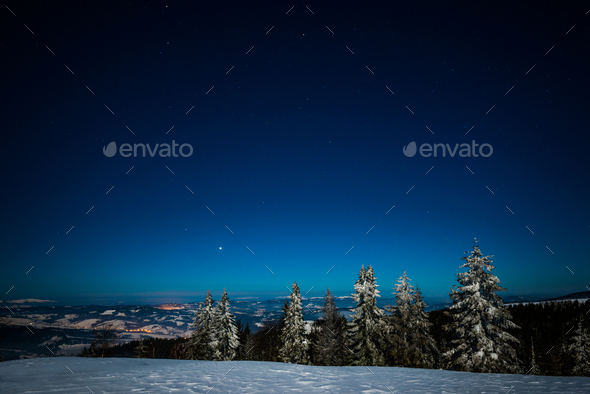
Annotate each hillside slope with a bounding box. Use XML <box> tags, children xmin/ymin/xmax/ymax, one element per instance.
<box><xmin>1</xmin><ymin>357</ymin><xmax>589</xmax><ymax>393</ymax></box>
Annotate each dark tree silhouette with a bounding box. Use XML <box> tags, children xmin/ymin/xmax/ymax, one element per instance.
<box><xmin>93</xmin><ymin>322</ymin><xmax>120</xmax><ymax>358</ymax></box>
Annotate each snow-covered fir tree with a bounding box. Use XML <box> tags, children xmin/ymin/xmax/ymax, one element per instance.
<box><xmin>313</xmin><ymin>287</ymin><xmax>346</xmax><ymax>366</ymax></box>
<box><xmin>214</xmin><ymin>289</ymin><xmax>240</xmax><ymax>361</ymax></box>
<box><xmin>347</xmin><ymin>265</ymin><xmax>386</xmax><ymax>366</ymax></box>
<box><xmin>568</xmin><ymin>315</ymin><xmax>590</xmax><ymax>376</ymax></box>
<box><xmin>393</xmin><ymin>270</ymin><xmax>414</xmax><ymax>316</ymax></box>
<box><xmin>444</xmin><ymin>239</ymin><xmax>520</xmax><ymax>373</ymax></box>
<box><xmin>186</xmin><ymin>290</ymin><xmax>219</xmax><ymax>360</ymax></box>
<box><xmin>527</xmin><ymin>337</ymin><xmax>542</xmax><ymax>375</ymax></box>
<box><xmin>279</xmin><ymin>281</ymin><xmax>310</xmax><ymax>364</ymax></box>
<box><xmin>386</xmin><ymin>271</ymin><xmax>437</xmax><ymax>368</ymax></box>
<box><xmin>386</xmin><ymin>270</ymin><xmax>415</xmax><ymax>366</ymax></box>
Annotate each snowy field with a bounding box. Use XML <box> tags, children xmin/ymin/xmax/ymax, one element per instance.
<box><xmin>1</xmin><ymin>358</ymin><xmax>589</xmax><ymax>393</ymax></box>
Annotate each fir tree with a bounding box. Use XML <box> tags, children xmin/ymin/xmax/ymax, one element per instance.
<box><xmin>568</xmin><ymin>315</ymin><xmax>590</xmax><ymax>376</ymax></box>
<box><xmin>527</xmin><ymin>337</ymin><xmax>542</xmax><ymax>375</ymax></box>
<box><xmin>393</xmin><ymin>271</ymin><xmax>414</xmax><ymax>316</ymax></box>
<box><xmin>386</xmin><ymin>270</ymin><xmax>415</xmax><ymax>366</ymax></box>
<box><xmin>170</xmin><ymin>340</ymin><xmax>189</xmax><ymax>360</ymax></box>
<box><xmin>313</xmin><ymin>287</ymin><xmax>346</xmax><ymax>366</ymax></box>
<box><xmin>347</xmin><ymin>265</ymin><xmax>386</xmax><ymax>366</ymax></box>
<box><xmin>386</xmin><ymin>272</ymin><xmax>438</xmax><ymax>368</ymax></box>
<box><xmin>186</xmin><ymin>290</ymin><xmax>218</xmax><ymax>360</ymax></box>
<box><xmin>279</xmin><ymin>281</ymin><xmax>310</xmax><ymax>364</ymax></box>
<box><xmin>444</xmin><ymin>239</ymin><xmax>520</xmax><ymax>373</ymax></box>
<box><xmin>82</xmin><ymin>342</ymin><xmax>97</xmax><ymax>357</ymax></box>
<box><xmin>409</xmin><ymin>286</ymin><xmax>439</xmax><ymax>368</ymax></box>
<box><xmin>250</xmin><ymin>319</ymin><xmax>283</xmax><ymax>361</ymax></box>
<box><xmin>135</xmin><ymin>337</ymin><xmax>149</xmax><ymax>358</ymax></box>
<box><xmin>242</xmin><ymin>326</ymin><xmax>254</xmax><ymax>360</ymax></box>
<box><xmin>214</xmin><ymin>289</ymin><xmax>240</xmax><ymax>361</ymax></box>
<box><xmin>236</xmin><ymin>320</ymin><xmax>252</xmax><ymax>360</ymax></box>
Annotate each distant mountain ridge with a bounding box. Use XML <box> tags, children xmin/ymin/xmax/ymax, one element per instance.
<box><xmin>540</xmin><ymin>291</ymin><xmax>590</xmax><ymax>302</ymax></box>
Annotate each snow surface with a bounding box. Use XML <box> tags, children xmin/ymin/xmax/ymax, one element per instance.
<box><xmin>1</xmin><ymin>357</ymin><xmax>589</xmax><ymax>393</ymax></box>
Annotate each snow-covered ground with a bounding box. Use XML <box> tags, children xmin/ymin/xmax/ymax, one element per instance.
<box><xmin>0</xmin><ymin>357</ymin><xmax>588</xmax><ymax>393</ymax></box>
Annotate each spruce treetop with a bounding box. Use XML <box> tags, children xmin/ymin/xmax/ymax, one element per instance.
<box><xmin>390</xmin><ymin>270</ymin><xmax>415</xmax><ymax>318</ymax></box>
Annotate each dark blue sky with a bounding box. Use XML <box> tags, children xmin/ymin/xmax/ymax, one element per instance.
<box><xmin>1</xmin><ymin>1</ymin><xmax>589</xmax><ymax>306</ymax></box>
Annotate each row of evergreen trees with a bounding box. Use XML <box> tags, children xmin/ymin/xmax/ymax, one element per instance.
<box><xmin>273</xmin><ymin>239</ymin><xmax>522</xmax><ymax>371</ymax></box>
<box><xmin>344</xmin><ymin>265</ymin><xmax>439</xmax><ymax>367</ymax></box>
<box><xmin>133</xmin><ymin>239</ymin><xmax>590</xmax><ymax>375</ymax></box>
<box><xmin>182</xmin><ymin>289</ymin><xmax>240</xmax><ymax>361</ymax></box>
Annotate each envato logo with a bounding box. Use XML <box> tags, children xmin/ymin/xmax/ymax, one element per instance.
<box><xmin>103</xmin><ymin>141</ymin><xmax>193</xmax><ymax>158</ymax></box>
<box><xmin>403</xmin><ymin>141</ymin><xmax>493</xmax><ymax>158</ymax></box>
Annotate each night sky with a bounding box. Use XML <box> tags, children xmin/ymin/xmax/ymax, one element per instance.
<box><xmin>2</xmin><ymin>1</ymin><xmax>589</xmax><ymax>306</ymax></box>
